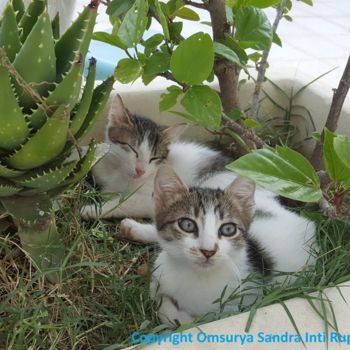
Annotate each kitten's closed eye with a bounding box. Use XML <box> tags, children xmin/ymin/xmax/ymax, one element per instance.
<box><xmin>178</xmin><ymin>218</ymin><xmax>197</xmax><ymax>234</ymax></box>
<box><xmin>219</xmin><ymin>223</ymin><xmax>237</xmax><ymax>237</ymax></box>
<box><xmin>149</xmin><ymin>156</ymin><xmax>166</xmax><ymax>164</ymax></box>
<box><xmin>115</xmin><ymin>141</ymin><xmax>139</xmax><ymax>158</ymax></box>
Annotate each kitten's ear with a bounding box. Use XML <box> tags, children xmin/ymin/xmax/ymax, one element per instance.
<box><xmin>160</xmin><ymin>123</ymin><xmax>188</xmax><ymax>142</ymax></box>
<box><xmin>154</xmin><ymin>165</ymin><xmax>188</xmax><ymax>211</ymax></box>
<box><xmin>108</xmin><ymin>94</ymin><xmax>133</xmax><ymax>126</ymax></box>
<box><xmin>225</xmin><ymin>176</ymin><xmax>256</xmax><ymax>217</ymax></box>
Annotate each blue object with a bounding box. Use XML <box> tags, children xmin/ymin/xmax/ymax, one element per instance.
<box><xmin>85</xmin><ymin>29</ymin><xmax>159</xmax><ymax>80</ymax></box>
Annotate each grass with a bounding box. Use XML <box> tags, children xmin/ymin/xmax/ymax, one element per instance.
<box><xmin>1</xmin><ymin>183</ymin><xmax>350</xmax><ymax>349</ymax></box>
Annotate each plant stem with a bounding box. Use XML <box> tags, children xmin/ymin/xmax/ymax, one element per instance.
<box><xmin>208</xmin><ymin>0</ymin><xmax>240</xmax><ymax>112</ymax></box>
<box><xmin>249</xmin><ymin>0</ymin><xmax>287</xmax><ymax>119</ymax></box>
<box><xmin>311</xmin><ymin>55</ymin><xmax>350</xmax><ymax>170</ymax></box>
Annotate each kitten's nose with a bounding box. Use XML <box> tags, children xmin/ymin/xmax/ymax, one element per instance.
<box><xmin>200</xmin><ymin>249</ymin><xmax>217</xmax><ymax>259</ymax></box>
<box><xmin>135</xmin><ymin>168</ymin><xmax>145</xmax><ymax>177</ymax></box>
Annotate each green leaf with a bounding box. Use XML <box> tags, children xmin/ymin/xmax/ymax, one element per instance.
<box><xmin>227</xmin><ymin>147</ymin><xmax>322</xmax><ymax>202</ymax></box>
<box><xmin>298</xmin><ymin>0</ymin><xmax>313</xmax><ymax>5</ymax></box>
<box><xmin>226</xmin><ymin>109</ymin><xmax>243</xmax><ymax>121</ymax></box>
<box><xmin>214</xmin><ymin>42</ymin><xmax>244</xmax><ymax>67</ymax></box>
<box><xmin>244</xmin><ymin>118</ymin><xmax>262</xmax><ymax>128</ymax></box>
<box><xmin>174</xmin><ymin>7</ymin><xmax>200</xmax><ymax>21</ymax></box>
<box><xmin>241</xmin><ymin>0</ymin><xmax>279</xmax><ymax>8</ymax></box>
<box><xmin>75</xmin><ymin>77</ymin><xmax>114</xmax><ymax>141</ymax></box>
<box><xmin>143</xmin><ymin>52</ymin><xmax>170</xmax><ymax>75</ymax></box>
<box><xmin>284</xmin><ymin>14</ymin><xmax>293</xmax><ymax>22</ymax></box>
<box><xmin>107</xmin><ymin>0</ymin><xmax>135</xmax><ymax>18</ymax></box>
<box><xmin>248</xmin><ymin>52</ymin><xmax>262</xmax><ymax>62</ymax></box>
<box><xmin>92</xmin><ymin>31</ymin><xmax>127</xmax><ymax>50</ymax></box>
<box><xmin>166</xmin><ymin>0</ymin><xmax>185</xmax><ymax>15</ymax></box>
<box><xmin>8</xmin><ymin>105</ymin><xmax>70</xmax><ymax>170</ymax></box>
<box><xmin>18</xmin><ymin>0</ymin><xmax>46</xmax><ymax>42</ymax></box>
<box><xmin>55</xmin><ymin>3</ymin><xmax>97</xmax><ymax>78</ymax></box>
<box><xmin>323</xmin><ymin>129</ymin><xmax>350</xmax><ymax>184</ymax></box>
<box><xmin>170</xmin><ymin>32</ymin><xmax>214</xmax><ymax>85</ymax></box>
<box><xmin>0</xmin><ymin>65</ymin><xmax>29</xmax><ymax>150</ymax></box>
<box><xmin>222</xmin><ymin>35</ymin><xmax>249</xmax><ymax>64</ymax></box>
<box><xmin>115</xmin><ymin>58</ymin><xmax>143</xmax><ymax>83</ymax></box>
<box><xmin>143</xmin><ymin>33</ymin><xmax>164</xmax><ymax>49</ymax></box>
<box><xmin>118</xmin><ymin>0</ymin><xmax>149</xmax><ymax>47</ymax></box>
<box><xmin>14</xmin><ymin>161</ymin><xmax>77</xmax><ymax>191</ymax></box>
<box><xmin>153</xmin><ymin>0</ymin><xmax>170</xmax><ymax>40</ymax></box>
<box><xmin>70</xmin><ymin>58</ymin><xmax>97</xmax><ymax>135</ymax></box>
<box><xmin>159</xmin><ymin>85</ymin><xmax>182</xmax><ymax>112</ymax></box>
<box><xmin>0</xmin><ymin>3</ymin><xmax>21</xmax><ymax>61</ymax></box>
<box><xmin>235</xmin><ymin>6</ymin><xmax>273</xmax><ymax>50</ymax></box>
<box><xmin>333</xmin><ymin>134</ymin><xmax>350</xmax><ymax>171</ymax></box>
<box><xmin>168</xmin><ymin>22</ymin><xmax>183</xmax><ymax>44</ymax></box>
<box><xmin>272</xmin><ymin>31</ymin><xmax>282</xmax><ymax>47</ymax></box>
<box><xmin>0</xmin><ymin>181</ymin><xmax>22</xmax><ymax>197</ymax></box>
<box><xmin>14</xmin><ymin>10</ymin><xmax>56</xmax><ymax>109</ymax></box>
<box><xmin>181</xmin><ymin>86</ymin><xmax>222</xmax><ymax>128</ymax></box>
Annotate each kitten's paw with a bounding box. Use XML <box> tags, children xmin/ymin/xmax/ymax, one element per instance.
<box><xmin>119</xmin><ymin>218</ymin><xmax>141</xmax><ymax>241</ymax></box>
<box><xmin>80</xmin><ymin>205</ymin><xmax>98</xmax><ymax>220</ymax></box>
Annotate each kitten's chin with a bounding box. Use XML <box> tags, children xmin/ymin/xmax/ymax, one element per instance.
<box><xmin>194</xmin><ymin>259</ymin><xmax>218</xmax><ymax>269</ymax></box>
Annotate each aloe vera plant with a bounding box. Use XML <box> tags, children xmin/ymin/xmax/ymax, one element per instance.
<box><xmin>0</xmin><ymin>0</ymin><xmax>113</xmax><ymax>281</ymax></box>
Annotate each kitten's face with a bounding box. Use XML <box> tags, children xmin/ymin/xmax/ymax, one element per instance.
<box><xmin>106</xmin><ymin>96</ymin><xmax>186</xmax><ymax>180</ymax></box>
<box><xmin>154</xmin><ymin>166</ymin><xmax>256</xmax><ymax>269</ymax></box>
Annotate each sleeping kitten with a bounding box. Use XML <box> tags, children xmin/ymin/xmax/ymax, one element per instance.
<box><xmin>81</xmin><ymin>94</ymin><xmax>188</xmax><ymax>220</ymax></box>
<box><xmin>150</xmin><ymin>166</ymin><xmax>316</xmax><ymax>324</ymax></box>
<box><xmin>0</xmin><ymin>0</ymin><xmax>76</xmax><ymax>34</ymax></box>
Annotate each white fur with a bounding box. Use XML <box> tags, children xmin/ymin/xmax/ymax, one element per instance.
<box><xmin>0</xmin><ymin>0</ymin><xmax>76</xmax><ymax>34</ymax></box>
<box><xmin>83</xmin><ymin>121</ymin><xmax>316</xmax><ymax>323</ymax></box>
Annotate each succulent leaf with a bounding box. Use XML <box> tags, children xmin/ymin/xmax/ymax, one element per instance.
<box><xmin>8</xmin><ymin>105</ymin><xmax>70</xmax><ymax>170</ymax></box>
<box><xmin>62</xmin><ymin>139</ymin><xmax>98</xmax><ymax>186</ymax></box>
<box><xmin>14</xmin><ymin>9</ymin><xmax>56</xmax><ymax>110</ymax></box>
<box><xmin>75</xmin><ymin>76</ymin><xmax>114</xmax><ymax>141</ymax></box>
<box><xmin>51</xmin><ymin>12</ymin><xmax>60</xmax><ymax>40</ymax></box>
<box><xmin>0</xmin><ymin>3</ymin><xmax>21</xmax><ymax>61</ymax></box>
<box><xmin>1</xmin><ymin>193</ymin><xmax>52</xmax><ymax>223</ymax></box>
<box><xmin>55</xmin><ymin>1</ymin><xmax>98</xmax><ymax>79</ymax></box>
<box><xmin>14</xmin><ymin>161</ymin><xmax>77</xmax><ymax>191</ymax></box>
<box><xmin>0</xmin><ymin>64</ymin><xmax>29</xmax><ymax>150</ymax></box>
<box><xmin>70</xmin><ymin>57</ymin><xmax>96</xmax><ymax>134</ymax></box>
<box><xmin>30</xmin><ymin>54</ymin><xmax>84</xmax><ymax>129</ymax></box>
<box><xmin>0</xmin><ymin>180</ymin><xmax>22</xmax><ymax>197</ymax></box>
<box><xmin>12</xmin><ymin>0</ymin><xmax>26</xmax><ymax>23</ymax></box>
<box><xmin>18</xmin><ymin>0</ymin><xmax>46</xmax><ymax>42</ymax></box>
<box><xmin>0</xmin><ymin>162</ymin><xmax>25</xmax><ymax>178</ymax></box>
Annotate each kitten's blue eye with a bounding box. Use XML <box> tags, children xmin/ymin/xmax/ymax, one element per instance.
<box><xmin>178</xmin><ymin>218</ymin><xmax>197</xmax><ymax>233</ymax></box>
<box><xmin>219</xmin><ymin>223</ymin><xmax>237</xmax><ymax>237</ymax></box>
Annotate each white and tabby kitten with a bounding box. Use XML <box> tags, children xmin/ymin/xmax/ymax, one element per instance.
<box><xmin>150</xmin><ymin>166</ymin><xmax>316</xmax><ymax>324</ymax></box>
<box><xmin>0</xmin><ymin>0</ymin><xmax>76</xmax><ymax>34</ymax></box>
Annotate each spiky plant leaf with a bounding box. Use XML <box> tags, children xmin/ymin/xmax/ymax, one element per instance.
<box><xmin>75</xmin><ymin>76</ymin><xmax>114</xmax><ymax>141</ymax></box>
<box><xmin>0</xmin><ymin>3</ymin><xmax>21</xmax><ymax>61</ymax></box>
<box><xmin>8</xmin><ymin>105</ymin><xmax>70</xmax><ymax>170</ymax></box>
<box><xmin>14</xmin><ymin>161</ymin><xmax>77</xmax><ymax>191</ymax></box>
<box><xmin>14</xmin><ymin>9</ymin><xmax>56</xmax><ymax>109</ymax></box>
<box><xmin>30</xmin><ymin>54</ymin><xmax>84</xmax><ymax>129</ymax></box>
<box><xmin>18</xmin><ymin>0</ymin><xmax>46</xmax><ymax>42</ymax></box>
<box><xmin>12</xmin><ymin>0</ymin><xmax>25</xmax><ymax>22</ymax></box>
<box><xmin>0</xmin><ymin>180</ymin><xmax>22</xmax><ymax>197</ymax></box>
<box><xmin>0</xmin><ymin>162</ymin><xmax>25</xmax><ymax>178</ymax></box>
<box><xmin>1</xmin><ymin>193</ymin><xmax>51</xmax><ymax>223</ymax></box>
<box><xmin>51</xmin><ymin>12</ymin><xmax>60</xmax><ymax>40</ymax></box>
<box><xmin>70</xmin><ymin>57</ymin><xmax>96</xmax><ymax>134</ymax></box>
<box><xmin>0</xmin><ymin>64</ymin><xmax>29</xmax><ymax>150</ymax></box>
<box><xmin>55</xmin><ymin>1</ymin><xmax>98</xmax><ymax>78</ymax></box>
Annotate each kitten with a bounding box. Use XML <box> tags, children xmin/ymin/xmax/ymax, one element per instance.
<box><xmin>81</xmin><ymin>94</ymin><xmax>188</xmax><ymax>221</ymax></box>
<box><xmin>0</xmin><ymin>0</ymin><xmax>76</xmax><ymax>34</ymax></box>
<box><xmin>150</xmin><ymin>166</ymin><xmax>316</xmax><ymax>324</ymax></box>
